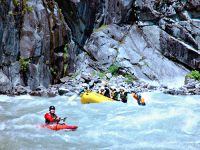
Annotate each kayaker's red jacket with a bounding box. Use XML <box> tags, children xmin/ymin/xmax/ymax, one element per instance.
<box><xmin>44</xmin><ymin>112</ymin><xmax>60</xmax><ymax>124</ymax></box>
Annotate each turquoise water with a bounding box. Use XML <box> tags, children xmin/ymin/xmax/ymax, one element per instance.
<box><xmin>0</xmin><ymin>92</ymin><xmax>200</xmax><ymax>150</ymax></box>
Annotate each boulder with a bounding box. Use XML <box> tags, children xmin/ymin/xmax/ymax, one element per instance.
<box><xmin>60</xmin><ymin>76</ymin><xmax>70</xmax><ymax>83</ymax></box>
<box><xmin>58</xmin><ymin>87</ymin><xmax>70</xmax><ymax>95</ymax></box>
<box><xmin>81</xmin><ymin>72</ymin><xmax>92</xmax><ymax>82</ymax></box>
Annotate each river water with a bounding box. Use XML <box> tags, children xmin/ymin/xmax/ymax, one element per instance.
<box><xmin>0</xmin><ymin>92</ymin><xmax>200</xmax><ymax>150</ymax></box>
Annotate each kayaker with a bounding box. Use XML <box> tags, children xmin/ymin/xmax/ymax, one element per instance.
<box><xmin>119</xmin><ymin>86</ymin><xmax>129</xmax><ymax>103</ymax></box>
<box><xmin>44</xmin><ymin>106</ymin><xmax>61</xmax><ymax>124</ymax></box>
<box><xmin>110</xmin><ymin>86</ymin><xmax>120</xmax><ymax>101</ymax></box>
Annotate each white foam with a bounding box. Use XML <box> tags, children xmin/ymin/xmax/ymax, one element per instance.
<box><xmin>13</xmin><ymin>124</ymin><xmax>36</xmax><ymax>130</ymax></box>
<box><xmin>60</xmin><ymin>135</ymin><xmax>71</xmax><ymax>142</ymax></box>
<box><xmin>0</xmin><ymin>105</ymin><xmax>4</xmax><ymax>111</ymax></box>
<box><xmin>0</xmin><ymin>95</ymin><xmax>12</xmax><ymax>102</ymax></box>
<box><xmin>141</xmin><ymin>76</ymin><xmax>186</xmax><ymax>88</ymax></box>
<box><xmin>15</xmin><ymin>95</ymin><xmax>33</xmax><ymax>100</ymax></box>
<box><xmin>181</xmin><ymin>111</ymin><xmax>199</xmax><ymax>134</ymax></box>
<box><xmin>159</xmin><ymin>76</ymin><xmax>186</xmax><ymax>88</ymax></box>
<box><xmin>0</xmin><ymin>123</ymin><xmax>6</xmax><ymax>131</ymax></box>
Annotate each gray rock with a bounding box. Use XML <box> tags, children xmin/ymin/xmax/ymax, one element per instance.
<box><xmin>9</xmin><ymin>62</ymin><xmax>21</xmax><ymax>87</ymax></box>
<box><xmin>47</xmin><ymin>90</ymin><xmax>57</xmax><ymax>97</ymax></box>
<box><xmin>160</xmin><ymin>30</ymin><xmax>200</xmax><ymax>70</ymax></box>
<box><xmin>0</xmin><ymin>71</ymin><xmax>12</xmax><ymax>93</ymax></box>
<box><xmin>13</xmin><ymin>85</ymin><xmax>29</xmax><ymax>95</ymax></box>
<box><xmin>60</xmin><ymin>76</ymin><xmax>70</xmax><ymax>83</ymax></box>
<box><xmin>81</xmin><ymin>72</ymin><xmax>92</xmax><ymax>82</ymax></box>
<box><xmin>106</xmin><ymin>73</ymin><xmax>112</xmax><ymax>79</ymax></box>
<box><xmin>185</xmin><ymin>83</ymin><xmax>196</xmax><ymax>89</ymax></box>
<box><xmin>1</xmin><ymin>0</ymin><xmax>200</xmax><ymax>95</ymax></box>
<box><xmin>27</xmin><ymin>64</ymin><xmax>39</xmax><ymax>90</ymax></box>
<box><xmin>75</xmin><ymin>74</ymin><xmax>81</xmax><ymax>81</ymax></box>
<box><xmin>35</xmin><ymin>85</ymin><xmax>46</xmax><ymax>91</ymax></box>
<box><xmin>164</xmin><ymin>89</ymin><xmax>176</xmax><ymax>95</ymax></box>
<box><xmin>147</xmin><ymin>85</ymin><xmax>157</xmax><ymax>90</ymax></box>
<box><xmin>58</xmin><ymin>87</ymin><xmax>70</xmax><ymax>95</ymax></box>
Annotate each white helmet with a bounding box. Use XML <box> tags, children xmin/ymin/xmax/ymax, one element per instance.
<box><xmin>82</xmin><ymin>83</ymin><xmax>88</xmax><ymax>87</ymax></box>
<box><xmin>102</xmin><ymin>80</ymin><xmax>108</xmax><ymax>86</ymax></box>
<box><xmin>100</xmin><ymin>86</ymin><xmax>105</xmax><ymax>90</ymax></box>
<box><xmin>120</xmin><ymin>86</ymin><xmax>125</xmax><ymax>91</ymax></box>
<box><xmin>110</xmin><ymin>86</ymin><xmax>116</xmax><ymax>90</ymax></box>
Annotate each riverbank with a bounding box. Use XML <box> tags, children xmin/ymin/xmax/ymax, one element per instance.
<box><xmin>2</xmin><ymin>72</ymin><xmax>200</xmax><ymax>97</ymax></box>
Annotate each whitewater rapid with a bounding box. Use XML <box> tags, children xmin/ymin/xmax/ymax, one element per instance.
<box><xmin>0</xmin><ymin>92</ymin><xmax>200</xmax><ymax>150</ymax></box>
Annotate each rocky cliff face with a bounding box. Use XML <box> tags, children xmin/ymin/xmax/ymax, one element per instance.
<box><xmin>74</xmin><ymin>0</ymin><xmax>199</xmax><ymax>82</ymax></box>
<box><xmin>0</xmin><ymin>0</ymin><xmax>74</xmax><ymax>93</ymax></box>
<box><xmin>0</xmin><ymin>0</ymin><xmax>199</xmax><ymax>93</ymax></box>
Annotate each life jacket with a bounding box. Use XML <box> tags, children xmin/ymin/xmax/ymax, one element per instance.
<box><xmin>111</xmin><ymin>91</ymin><xmax>119</xmax><ymax>101</ymax></box>
<box><xmin>132</xmin><ymin>93</ymin><xmax>146</xmax><ymax>105</ymax></box>
<box><xmin>104</xmin><ymin>87</ymin><xmax>110</xmax><ymax>98</ymax></box>
<box><xmin>44</xmin><ymin>112</ymin><xmax>58</xmax><ymax>124</ymax></box>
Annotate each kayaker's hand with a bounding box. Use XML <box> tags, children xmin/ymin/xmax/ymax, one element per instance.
<box><xmin>56</xmin><ymin>117</ymin><xmax>61</xmax><ymax>122</ymax></box>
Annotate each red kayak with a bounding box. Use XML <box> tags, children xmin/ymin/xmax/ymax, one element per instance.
<box><xmin>41</xmin><ymin>123</ymin><xmax>78</xmax><ymax>131</ymax></box>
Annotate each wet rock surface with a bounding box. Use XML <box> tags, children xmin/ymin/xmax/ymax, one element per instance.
<box><xmin>0</xmin><ymin>0</ymin><xmax>200</xmax><ymax>95</ymax></box>
<box><xmin>0</xmin><ymin>0</ymin><xmax>73</xmax><ymax>91</ymax></box>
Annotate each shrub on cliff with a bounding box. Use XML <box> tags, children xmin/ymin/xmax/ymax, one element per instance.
<box><xmin>187</xmin><ymin>70</ymin><xmax>200</xmax><ymax>81</ymax></box>
<box><xmin>109</xmin><ymin>65</ymin><xmax>120</xmax><ymax>76</ymax></box>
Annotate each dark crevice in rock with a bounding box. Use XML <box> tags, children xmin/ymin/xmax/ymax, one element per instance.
<box><xmin>55</xmin><ymin>0</ymin><xmax>98</xmax><ymax>54</ymax></box>
<box><xmin>72</xmin><ymin>38</ymin><xmax>97</xmax><ymax>62</ymax></box>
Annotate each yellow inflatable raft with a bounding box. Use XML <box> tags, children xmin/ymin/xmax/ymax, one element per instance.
<box><xmin>80</xmin><ymin>91</ymin><xmax>114</xmax><ymax>104</ymax></box>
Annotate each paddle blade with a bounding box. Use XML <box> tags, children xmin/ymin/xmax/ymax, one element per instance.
<box><xmin>68</xmin><ymin>94</ymin><xmax>78</xmax><ymax>101</ymax></box>
<box><xmin>62</xmin><ymin>117</ymin><xmax>67</xmax><ymax>122</ymax></box>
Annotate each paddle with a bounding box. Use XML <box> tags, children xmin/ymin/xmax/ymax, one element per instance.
<box><xmin>68</xmin><ymin>87</ymin><xmax>84</xmax><ymax>102</ymax></box>
<box><xmin>68</xmin><ymin>94</ymin><xmax>79</xmax><ymax>102</ymax></box>
<box><xmin>57</xmin><ymin>117</ymin><xmax>67</xmax><ymax>124</ymax></box>
<box><xmin>61</xmin><ymin>117</ymin><xmax>67</xmax><ymax>122</ymax></box>
<box><xmin>68</xmin><ymin>83</ymin><xmax>94</xmax><ymax>102</ymax></box>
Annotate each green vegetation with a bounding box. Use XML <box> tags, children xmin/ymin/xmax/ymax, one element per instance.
<box><xmin>19</xmin><ymin>57</ymin><xmax>30</xmax><ymax>72</ymax></box>
<box><xmin>98</xmin><ymin>71</ymin><xmax>106</xmax><ymax>79</ymax></box>
<box><xmin>22</xmin><ymin>0</ymin><xmax>33</xmax><ymax>14</ymax></box>
<box><xmin>187</xmin><ymin>70</ymin><xmax>200</xmax><ymax>81</ymax></box>
<box><xmin>12</xmin><ymin>0</ymin><xmax>20</xmax><ymax>6</ymax></box>
<box><xmin>94</xmin><ymin>25</ymin><xmax>108</xmax><ymax>32</ymax></box>
<box><xmin>50</xmin><ymin>67</ymin><xmax>57</xmax><ymax>76</ymax></box>
<box><xmin>63</xmin><ymin>44</ymin><xmax>68</xmax><ymax>76</ymax></box>
<box><xmin>63</xmin><ymin>44</ymin><xmax>68</xmax><ymax>61</ymax></box>
<box><xmin>59</xmin><ymin>9</ymin><xmax>62</xmax><ymax>14</ymax></box>
<box><xmin>23</xmin><ymin>6</ymin><xmax>33</xmax><ymax>13</ymax></box>
<box><xmin>124</xmin><ymin>74</ymin><xmax>136</xmax><ymax>83</ymax></box>
<box><xmin>64</xmin><ymin>64</ymin><xmax>68</xmax><ymax>76</ymax></box>
<box><xmin>10</xmin><ymin>0</ymin><xmax>33</xmax><ymax>16</ymax></box>
<box><xmin>91</xmin><ymin>71</ymin><xmax>97</xmax><ymax>77</ymax></box>
<box><xmin>108</xmin><ymin>64</ymin><xmax>120</xmax><ymax>76</ymax></box>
